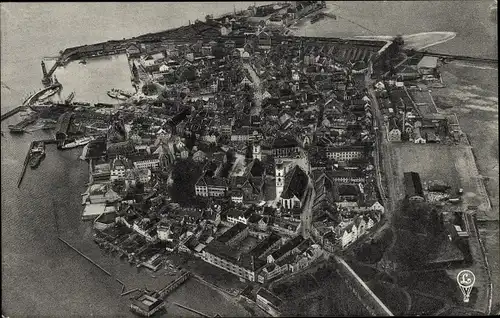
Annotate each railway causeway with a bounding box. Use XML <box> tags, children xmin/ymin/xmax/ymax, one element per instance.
<box><xmin>0</xmin><ymin>106</ymin><xmax>27</xmax><ymax>122</ymax></box>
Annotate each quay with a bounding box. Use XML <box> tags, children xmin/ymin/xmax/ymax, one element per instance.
<box><xmin>0</xmin><ymin>106</ymin><xmax>27</xmax><ymax>122</ymax></box>
<box><xmin>58</xmin><ymin>237</ymin><xmax>112</xmax><ymax>277</ymax></box>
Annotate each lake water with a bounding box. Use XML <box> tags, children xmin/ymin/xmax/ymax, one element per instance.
<box><xmin>1</xmin><ymin>1</ymin><xmax>497</xmax><ymax>316</ymax></box>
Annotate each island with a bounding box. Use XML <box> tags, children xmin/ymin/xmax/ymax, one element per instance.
<box><xmin>2</xmin><ymin>1</ymin><xmax>496</xmax><ymax>317</ymax></box>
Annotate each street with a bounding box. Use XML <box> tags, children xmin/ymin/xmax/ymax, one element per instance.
<box><xmin>301</xmin><ymin>182</ymin><xmax>316</xmax><ymax>239</ymax></box>
<box><xmin>243</xmin><ymin>62</ymin><xmax>263</xmax><ymax>116</ymax></box>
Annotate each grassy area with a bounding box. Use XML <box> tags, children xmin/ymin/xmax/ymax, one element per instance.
<box><xmin>276</xmin><ymin>265</ymin><xmax>371</xmax><ymax>316</ymax></box>
<box><xmin>352</xmin><ymin>228</ymin><xmax>393</xmax><ymax>264</ymax></box>
<box><xmin>346</xmin><ymin>260</ymin><xmax>394</xmax><ymax>284</ymax></box>
<box><xmin>396</xmin><ymin>270</ymin><xmax>461</xmax><ymax>304</ymax></box>
<box><xmin>366</xmin><ymin>280</ymin><xmax>409</xmax><ymax>315</ymax></box>
<box><xmin>407</xmin><ymin>291</ymin><xmax>445</xmax><ymax>316</ymax></box>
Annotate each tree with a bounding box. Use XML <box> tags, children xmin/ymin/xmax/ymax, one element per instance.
<box><xmin>142</xmin><ymin>82</ymin><xmax>158</xmax><ymax>96</ymax></box>
<box><xmin>169</xmin><ymin>158</ymin><xmax>202</xmax><ymax>206</ymax></box>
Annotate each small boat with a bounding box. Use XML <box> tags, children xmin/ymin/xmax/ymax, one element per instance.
<box><xmin>62</xmin><ymin>136</ymin><xmax>95</xmax><ymax>149</ymax></box>
<box><xmin>79</xmin><ymin>59</ymin><xmax>87</xmax><ymax>65</ymax></box>
<box><xmin>107</xmin><ymin>88</ymin><xmax>130</xmax><ymax>100</ymax></box>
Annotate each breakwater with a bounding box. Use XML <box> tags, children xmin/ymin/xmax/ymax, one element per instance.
<box><xmin>58</xmin><ymin>237</ymin><xmax>112</xmax><ymax>277</ymax></box>
<box><xmin>174</xmin><ymin>302</ymin><xmax>211</xmax><ymax>318</ymax></box>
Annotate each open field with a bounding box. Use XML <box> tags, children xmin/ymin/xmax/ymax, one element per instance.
<box><xmin>431</xmin><ymin>64</ymin><xmax>498</xmax><ymax>222</ymax></box>
<box><xmin>390</xmin><ymin>143</ymin><xmax>488</xmax><ymax>210</ymax></box>
<box><xmin>430</xmin><ymin>62</ymin><xmax>498</xmax><ymax>313</ymax></box>
<box><xmin>387</xmin><ymin>141</ymin><xmax>491</xmax><ymax>313</ymax></box>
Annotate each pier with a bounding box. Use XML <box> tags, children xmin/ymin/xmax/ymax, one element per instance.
<box><xmin>156</xmin><ymin>271</ymin><xmax>191</xmax><ymax>299</ymax></box>
<box><xmin>0</xmin><ymin>106</ymin><xmax>26</xmax><ymax>122</ymax></box>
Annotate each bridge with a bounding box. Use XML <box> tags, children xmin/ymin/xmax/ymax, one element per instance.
<box><xmin>420</xmin><ymin>51</ymin><xmax>498</xmax><ymax>65</ymax></box>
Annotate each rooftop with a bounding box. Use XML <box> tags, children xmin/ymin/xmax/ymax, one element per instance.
<box><xmin>216</xmin><ymin>222</ymin><xmax>248</xmax><ymax>244</ymax></box>
<box><xmin>281</xmin><ymin>165</ymin><xmax>309</xmax><ymax>200</ymax></box>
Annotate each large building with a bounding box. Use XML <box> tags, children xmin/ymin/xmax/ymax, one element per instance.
<box><xmin>325</xmin><ymin>145</ymin><xmax>366</xmax><ymax>161</ymax></box>
<box><xmin>195</xmin><ymin>174</ymin><xmax>228</xmax><ymax>197</ymax></box>
<box><xmin>404</xmin><ymin>171</ymin><xmax>425</xmax><ymax>202</ymax></box>
<box><xmin>278</xmin><ymin>165</ymin><xmax>309</xmax><ymax>210</ymax></box>
<box><xmin>201</xmin><ymin>223</ymin><xmax>266</xmax><ymax>282</ymax></box>
<box><xmin>272</xmin><ymin>135</ymin><xmax>301</xmax><ymax>158</ymax></box>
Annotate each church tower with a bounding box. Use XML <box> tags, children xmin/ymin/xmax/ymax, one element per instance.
<box><xmin>252</xmin><ymin>140</ymin><xmax>261</xmax><ymax>161</ymax></box>
<box><xmin>275</xmin><ymin>159</ymin><xmax>285</xmax><ymax>200</ymax></box>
